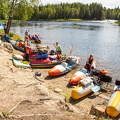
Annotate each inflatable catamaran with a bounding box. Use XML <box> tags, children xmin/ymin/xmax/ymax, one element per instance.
<box><xmin>106</xmin><ymin>80</ymin><xmax>120</xmax><ymax>117</ymax></box>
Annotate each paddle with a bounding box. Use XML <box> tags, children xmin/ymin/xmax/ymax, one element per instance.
<box><xmin>69</xmin><ymin>45</ymin><xmax>73</xmax><ymax>56</ymax></box>
<box><xmin>91</xmin><ymin>85</ymin><xmax>101</xmax><ymax>92</ymax></box>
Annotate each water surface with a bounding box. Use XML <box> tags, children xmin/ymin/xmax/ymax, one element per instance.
<box><xmin>11</xmin><ymin>21</ymin><xmax>120</xmax><ymax>81</ymax></box>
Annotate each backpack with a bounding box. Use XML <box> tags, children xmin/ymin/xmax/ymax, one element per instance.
<box><xmin>99</xmin><ymin>74</ymin><xmax>112</xmax><ymax>83</ymax></box>
<box><xmin>36</xmin><ymin>53</ymin><xmax>48</xmax><ymax>59</ymax></box>
<box><xmin>66</xmin><ymin>57</ymin><xmax>77</xmax><ymax>65</ymax></box>
<box><xmin>37</xmin><ymin>48</ymin><xmax>48</xmax><ymax>54</ymax></box>
<box><xmin>49</xmin><ymin>50</ymin><xmax>56</xmax><ymax>55</ymax></box>
<box><xmin>115</xmin><ymin>79</ymin><xmax>120</xmax><ymax>85</ymax></box>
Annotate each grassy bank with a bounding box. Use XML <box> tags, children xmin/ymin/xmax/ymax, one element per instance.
<box><xmin>117</xmin><ymin>21</ymin><xmax>120</xmax><ymax>25</ymax></box>
<box><xmin>0</xmin><ymin>30</ymin><xmax>22</xmax><ymax>41</ymax></box>
<box><xmin>28</xmin><ymin>19</ymin><xmax>83</xmax><ymax>21</ymax></box>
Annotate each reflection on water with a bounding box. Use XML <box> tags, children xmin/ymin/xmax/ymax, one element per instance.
<box><xmin>10</xmin><ymin>21</ymin><xmax>120</xmax><ymax>81</ymax></box>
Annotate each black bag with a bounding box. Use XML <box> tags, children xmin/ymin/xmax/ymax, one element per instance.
<box><xmin>66</xmin><ymin>57</ymin><xmax>77</xmax><ymax>65</ymax></box>
<box><xmin>99</xmin><ymin>74</ymin><xmax>112</xmax><ymax>83</ymax></box>
<box><xmin>90</xmin><ymin>69</ymin><xmax>101</xmax><ymax>76</ymax></box>
<box><xmin>115</xmin><ymin>79</ymin><xmax>120</xmax><ymax>85</ymax></box>
<box><xmin>49</xmin><ymin>50</ymin><xmax>55</xmax><ymax>55</ymax></box>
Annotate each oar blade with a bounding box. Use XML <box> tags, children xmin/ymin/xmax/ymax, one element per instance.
<box><xmin>91</xmin><ymin>86</ymin><xmax>100</xmax><ymax>92</ymax></box>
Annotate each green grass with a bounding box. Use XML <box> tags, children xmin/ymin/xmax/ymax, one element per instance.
<box><xmin>0</xmin><ymin>29</ymin><xmax>22</xmax><ymax>41</ymax></box>
<box><xmin>2</xmin><ymin>111</ymin><xmax>10</xmax><ymax>118</ymax></box>
<box><xmin>68</xmin><ymin>19</ymin><xmax>82</xmax><ymax>21</ymax></box>
<box><xmin>60</xmin><ymin>91</ymin><xmax>70</xmax><ymax>103</ymax></box>
<box><xmin>117</xmin><ymin>21</ymin><xmax>120</xmax><ymax>25</ymax></box>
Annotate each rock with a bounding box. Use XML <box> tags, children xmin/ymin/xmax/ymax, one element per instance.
<box><xmin>10</xmin><ymin>67</ymin><xmax>15</xmax><ymax>73</ymax></box>
<box><xmin>65</xmin><ymin>103</ymin><xmax>79</xmax><ymax>113</ymax></box>
<box><xmin>0</xmin><ymin>112</ymin><xmax>5</xmax><ymax>119</ymax></box>
<box><xmin>34</xmin><ymin>84</ymin><xmax>49</xmax><ymax>96</ymax></box>
<box><xmin>89</xmin><ymin>105</ymin><xmax>105</xmax><ymax>118</ymax></box>
<box><xmin>54</xmin><ymin>88</ymin><xmax>63</xmax><ymax>93</ymax></box>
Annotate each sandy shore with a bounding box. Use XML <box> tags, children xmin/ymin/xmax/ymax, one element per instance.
<box><xmin>0</xmin><ymin>43</ymin><xmax>119</xmax><ymax>120</ymax></box>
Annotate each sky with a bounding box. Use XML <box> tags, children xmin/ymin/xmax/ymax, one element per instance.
<box><xmin>41</xmin><ymin>0</ymin><xmax>120</xmax><ymax>8</ymax></box>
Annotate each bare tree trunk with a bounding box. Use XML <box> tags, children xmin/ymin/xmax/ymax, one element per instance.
<box><xmin>6</xmin><ymin>0</ymin><xmax>18</xmax><ymax>34</ymax></box>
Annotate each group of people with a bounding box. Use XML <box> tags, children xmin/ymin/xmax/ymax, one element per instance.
<box><xmin>24</xmin><ymin>36</ymin><xmax>95</xmax><ymax>73</ymax></box>
<box><xmin>2</xmin><ymin>27</ymin><xmax>95</xmax><ymax>72</ymax></box>
<box><xmin>25</xmin><ymin>30</ymin><xmax>42</xmax><ymax>44</ymax></box>
<box><xmin>24</xmin><ymin>33</ymin><xmax>62</xmax><ymax>61</ymax></box>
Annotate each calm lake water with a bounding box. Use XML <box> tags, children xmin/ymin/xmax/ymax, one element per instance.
<box><xmin>11</xmin><ymin>20</ymin><xmax>120</xmax><ymax>81</ymax></box>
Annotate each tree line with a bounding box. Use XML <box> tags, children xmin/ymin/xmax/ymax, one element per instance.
<box><xmin>0</xmin><ymin>1</ymin><xmax>120</xmax><ymax>21</ymax></box>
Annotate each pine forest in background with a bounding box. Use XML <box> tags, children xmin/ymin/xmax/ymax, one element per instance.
<box><xmin>0</xmin><ymin>1</ymin><xmax>120</xmax><ymax>21</ymax></box>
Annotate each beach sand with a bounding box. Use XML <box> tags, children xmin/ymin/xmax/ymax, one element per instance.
<box><xmin>0</xmin><ymin>43</ymin><xmax>119</xmax><ymax>120</ymax></box>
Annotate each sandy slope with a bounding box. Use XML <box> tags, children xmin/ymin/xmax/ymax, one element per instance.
<box><xmin>0</xmin><ymin>43</ymin><xmax>119</xmax><ymax>120</ymax></box>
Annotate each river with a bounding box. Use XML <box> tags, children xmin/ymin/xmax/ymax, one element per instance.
<box><xmin>11</xmin><ymin>20</ymin><xmax>120</xmax><ymax>81</ymax></box>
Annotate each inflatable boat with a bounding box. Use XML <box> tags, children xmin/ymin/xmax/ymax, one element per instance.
<box><xmin>71</xmin><ymin>77</ymin><xmax>102</xmax><ymax>99</ymax></box>
<box><xmin>11</xmin><ymin>40</ymin><xmax>36</xmax><ymax>53</ymax></box>
<box><xmin>30</xmin><ymin>58</ymin><xmax>63</xmax><ymax>68</ymax></box>
<box><xmin>106</xmin><ymin>80</ymin><xmax>120</xmax><ymax>117</ymax></box>
<box><xmin>106</xmin><ymin>89</ymin><xmax>120</xmax><ymax>117</ymax></box>
<box><xmin>71</xmin><ymin>77</ymin><xmax>95</xmax><ymax>99</ymax></box>
<box><xmin>12</xmin><ymin>59</ymin><xmax>30</xmax><ymax>68</ymax></box>
<box><xmin>48</xmin><ymin>56</ymin><xmax>80</xmax><ymax>76</ymax></box>
<box><xmin>69</xmin><ymin>68</ymin><xmax>87</xmax><ymax>85</ymax></box>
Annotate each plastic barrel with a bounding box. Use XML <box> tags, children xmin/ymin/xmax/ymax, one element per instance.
<box><xmin>106</xmin><ymin>91</ymin><xmax>120</xmax><ymax>117</ymax></box>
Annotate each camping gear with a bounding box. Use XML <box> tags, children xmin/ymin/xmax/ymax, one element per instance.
<box><xmin>35</xmin><ymin>71</ymin><xmax>41</xmax><ymax>76</ymax></box>
<box><xmin>37</xmin><ymin>48</ymin><xmax>48</xmax><ymax>54</ymax></box>
<box><xmin>11</xmin><ymin>40</ymin><xmax>36</xmax><ymax>53</ymax></box>
<box><xmin>30</xmin><ymin>58</ymin><xmax>62</xmax><ymax>68</ymax></box>
<box><xmin>12</xmin><ymin>54</ymin><xmax>23</xmax><ymax>60</ymax></box>
<box><xmin>22</xmin><ymin>53</ymin><xmax>36</xmax><ymax>61</ymax></box>
<box><xmin>48</xmin><ymin>56</ymin><xmax>80</xmax><ymax>76</ymax></box>
<box><xmin>36</xmin><ymin>53</ymin><xmax>48</xmax><ymax>59</ymax></box>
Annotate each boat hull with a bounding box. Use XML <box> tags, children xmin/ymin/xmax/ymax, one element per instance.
<box><xmin>106</xmin><ymin>91</ymin><xmax>120</xmax><ymax>117</ymax></box>
<box><xmin>12</xmin><ymin>59</ymin><xmax>30</xmax><ymax>68</ymax></box>
<box><xmin>48</xmin><ymin>56</ymin><xmax>80</xmax><ymax>76</ymax></box>
<box><xmin>70</xmin><ymin>70</ymin><xmax>87</xmax><ymax>84</ymax></box>
<box><xmin>12</xmin><ymin>44</ymin><xmax>25</xmax><ymax>52</ymax></box>
<box><xmin>71</xmin><ymin>82</ymin><xmax>94</xmax><ymax>99</ymax></box>
<box><xmin>30</xmin><ymin>59</ymin><xmax>62</xmax><ymax>68</ymax></box>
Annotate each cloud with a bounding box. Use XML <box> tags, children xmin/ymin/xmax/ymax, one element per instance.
<box><xmin>41</xmin><ymin>0</ymin><xmax>120</xmax><ymax>8</ymax></box>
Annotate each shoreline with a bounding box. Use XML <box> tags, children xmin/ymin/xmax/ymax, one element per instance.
<box><xmin>0</xmin><ymin>42</ymin><xmax>119</xmax><ymax>119</ymax></box>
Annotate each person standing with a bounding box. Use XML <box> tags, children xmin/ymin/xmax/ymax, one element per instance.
<box><xmin>53</xmin><ymin>42</ymin><xmax>62</xmax><ymax>54</ymax></box>
<box><xmin>25</xmin><ymin>30</ymin><xmax>29</xmax><ymax>35</ymax></box>
<box><xmin>3</xmin><ymin>23</ymin><xmax>7</xmax><ymax>34</ymax></box>
<box><xmin>24</xmin><ymin>37</ymin><xmax>30</xmax><ymax>61</ymax></box>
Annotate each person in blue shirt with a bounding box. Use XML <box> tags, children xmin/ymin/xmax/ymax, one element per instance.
<box><xmin>4</xmin><ymin>34</ymin><xmax>10</xmax><ymax>43</ymax></box>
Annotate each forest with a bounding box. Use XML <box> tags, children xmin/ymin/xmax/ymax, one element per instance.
<box><xmin>0</xmin><ymin>1</ymin><xmax>120</xmax><ymax>21</ymax></box>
